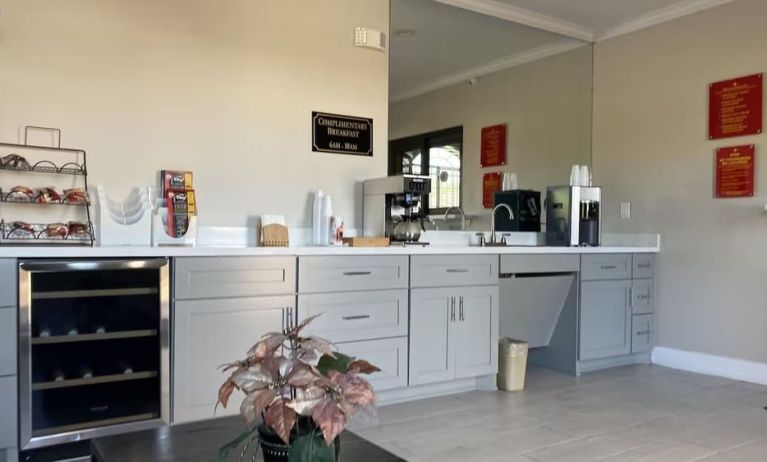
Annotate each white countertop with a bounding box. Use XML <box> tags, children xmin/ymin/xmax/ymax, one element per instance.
<box><xmin>0</xmin><ymin>243</ymin><xmax>659</xmax><ymax>258</ymax></box>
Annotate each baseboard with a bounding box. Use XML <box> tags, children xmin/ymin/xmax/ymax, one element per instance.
<box><xmin>577</xmin><ymin>352</ymin><xmax>651</xmax><ymax>375</ymax></box>
<box><xmin>652</xmin><ymin>346</ymin><xmax>767</xmax><ymax>386</ymax></box>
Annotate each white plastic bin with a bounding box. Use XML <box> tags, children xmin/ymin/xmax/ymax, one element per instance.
<box><xmin>497</xmin><ymin>338</ymin><xmax>528</xmax><ymax>391</ymax></box>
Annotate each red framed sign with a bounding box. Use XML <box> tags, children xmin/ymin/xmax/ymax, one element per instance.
<box><xmin>709</xmin><ymin>74</ymin><xmax>763</xmax><ymax>140</ymax></box>
<box><xmin>482</xmin><ymin>172</ymin><xmax>501</xmax><ymax>208</ymax></box>
<box><xmin>480</xmin><ymin>124</ymin><xmax>506</xmax><ymax>167</ymax></box>
<box><xmin>715</xmin><ymin>145</ymin><xmax>755</xmax><ymax>198</ymax></box>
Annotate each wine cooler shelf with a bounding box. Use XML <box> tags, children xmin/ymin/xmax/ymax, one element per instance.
<box><xmin>33</xmin><ymin>371</ymin><xmax>158</xmax><ymax>391</ymax></box>
<box><xmin>32</xmin><ymin>329</ymin><xmax>158</xmax><ymax>345</ymax></box>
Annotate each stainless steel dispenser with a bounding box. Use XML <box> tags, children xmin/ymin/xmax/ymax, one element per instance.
<box><xmin>545</xmin><ymin>186</ymin><xmax>602</xmax><ymax>246</ymax></box>
<box><xmin>362</xmin><ymin>175</ymin><xmax>431</xmax><ymax>242</ymax></box>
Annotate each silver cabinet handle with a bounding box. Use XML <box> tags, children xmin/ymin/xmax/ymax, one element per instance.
<box><xmin>342</xmin><ymin>315</ymin><xmax>371</xmax><ymax>321</ymax></box>
<box><xmin>459</xmin><ymin>296</ymin><xmax>464</xmax><ymax>322</ymax></box>
<box><xmin>637</xmin><ymin>295</ymin><xmax>650</xmax><ymax>300</ymax></box>
<box><xmin>446</xmin><ymin>268</ymin><xmax>469</xmax><ymax>273</ymax></box>
<box><xmin>601</xmin><ymin>265</ymin><xmax>618</xmax><ymax>270</ymax></box>
<box><xmin>636</xmin><ymin>330</ymin><xmax>652</xmax><ymax>336</ymax></box>
<box><xmin>638</xmin><ymin>264</ymin><xmax>651</xmax><ymax>269</ymax></box>
<box><xmin>450</xmin><ymin>297</ymin><xmax>455</xmax><ymax>322</ymax></box>
<box><xmin>342</xmin><ymin>271</ymin><xmax>372</xmax><ymax>276</ymax></box>
<box><xmin>285</xmin><ymin>307</ymin><xmax>294</xmax><ymax>330</ymax></box>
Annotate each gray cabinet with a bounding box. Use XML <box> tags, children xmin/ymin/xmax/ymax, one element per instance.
<box><xmin>298</xmin><ymin>289</ymin><xmax>407</xmax><ymax>343</ymax></box>
<box><xmin>172</xmin><ymin>295</ymin><xmax>294</xmax><ymax>423</ymax></box>
<box><xmin>410</xmin><ymin>255</ymin><xmax>497</xmax><ymax>288</ymax></box>
<box><xmin>409</xmin><ymin>288</ymin><xmax>453</xmax><ymax>386</ymax></box>
<box><xmin>174</xmin><ymin>256</ymin><xmax>295</xmax><ymax>300</ymax></box>
<box><xmin>0</xmin><ymin>308</ymin><xmax>16</xmax><ymax>376</ymax></box>
<box><xmin>298</xmin><ymin>256</ymin><xmax>408</xmax><ymax>293</ymax></box>
<box><xmin>0</xmin><ymin>376</ymin><xmax>16</xmax><ymax>449</ymax></box>
<box><xmin>409</xmin><ymin>286</ymin><xmax>498</xmax><ymax>386</ymax></box>
<box><xmin>631</xmin><ymin>279</ymin><xmax>655</xmax><ymax>315</ymax></box>
<box><xmin>454</xmin><ymin>286</ymin><xmax>498</xmax><ymax>379</ymax></box>
<box><xmin>0</xmin><ymin>259</ymin><xmax>15</xmax><ymax>307</ymax></box>
<box><xmin>632</xmin><ymin>254</ymin><xmax>656</xmax><ymax>279</ymax></box>
<box><xmin>337</xmin><ymin>337</ymin><xmax>408</xmax><ymax>391</ymax></box>
<box><xmin>579</xmin><ymin>280</ymin><xmax>632</xmax><ymax>360</ymax></box>
<box><xmin>631</xmin><ymin>314</ymin><xmax>655</xmax><ymax>353</ymax></box>
<box><xmin>581</xmin><ymin>254</ymin><xmax>632</xmax><ymax>281</ymax></box>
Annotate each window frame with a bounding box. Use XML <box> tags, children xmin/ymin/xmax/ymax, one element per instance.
<box><xmin>389</xmin><ymin>126</ymin><xmax>463</xmax><ymax>215</ymax></box>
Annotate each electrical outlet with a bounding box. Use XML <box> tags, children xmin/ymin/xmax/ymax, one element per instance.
<box><xmin>620</xmin><ymin>202</ymin><xmax>631</xmax><ymax>220</ymax></box>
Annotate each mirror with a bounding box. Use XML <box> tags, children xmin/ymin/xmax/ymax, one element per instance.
<box><xmin>389</xmin><ymin>0</ymin><xmax>593</xmax><ymax>230</ymax></box>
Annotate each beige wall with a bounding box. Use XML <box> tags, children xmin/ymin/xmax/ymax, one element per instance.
<box><xmin>593</xmin><ymin>0</ymin><xmax>767</xmax><ymax>362</ymax></box>
<box><xmin>389</xmin><ymin>45</ymin><xmax>593</xmax><ymax>220</ymax></box>
<box><xmin>0</xmin><ymin>0</ymin><xmax>389</xmax><ymax>228</ymax></box>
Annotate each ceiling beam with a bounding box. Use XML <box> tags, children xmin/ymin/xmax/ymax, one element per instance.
<box><xmin>433</xmin><ymin>0</ymin><xmax>595</xmax><ymax>42</ymax></box>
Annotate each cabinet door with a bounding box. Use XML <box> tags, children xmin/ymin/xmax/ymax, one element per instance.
<box><xmin>631</xmin><ymin>314</ymin><xmax>655</xmax><ymax>353</ymax></box>
<box><xmin>0</xmin><ymin>259</ymin><xmax>15</xmax><ymax>307</ymax></box>
<box><xmin>409</xmin><ymin>288</ymin><xmax>453</xmax><ymax>386</ymax></box>
<box><xmin>580</xmin><ymin>280</ymin><xmax>632</xmax><ymax>360</ymax></box>
<box><xmin>454</xmin><ymin>286</ymin><xmax>498</xmax><ymax>379</ymax></box>
<box><xmin>173</xmin><ymin>296</ymin><xmax>293</xmax><ymax>423</ymax></box>
<box><xmin>337</xmin><ymin>337</ymin><xmax>408</xmax><ymax>391</ymax></box>
<box><xmin>0</xmin><ymin>376</ymin><xmax>16</xmax><ymax>449</ymax></box>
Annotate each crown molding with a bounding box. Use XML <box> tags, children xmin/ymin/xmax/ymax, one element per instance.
<box><xmin>433</xmin><ymin>0</ymin><xmax>595</xmax><ymax>42</ymax></box>
<box><xmin>390</xmin><ymin>40</ymin><xmax>585</xmax><ymax>102</ymax></box>
<box><xmin>597</xmin><ymin>0</ymin><xmax>740</xmax><ymax>40</ymax></box>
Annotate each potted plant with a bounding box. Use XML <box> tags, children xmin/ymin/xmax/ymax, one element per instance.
<box><xmin>216</xmin><ymin>315</ymin><xmax>380</xmax><ymax>461</ymax></box>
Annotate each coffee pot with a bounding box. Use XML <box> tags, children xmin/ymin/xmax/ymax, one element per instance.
<box><xmin>392</xmin><ymin>214</ymin><xmax>425</xmax><ymax>242</ymax></box>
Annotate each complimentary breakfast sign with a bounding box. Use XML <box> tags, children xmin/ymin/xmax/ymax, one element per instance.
<box><xmin>312</xmin><ymin>112</ymin><xmax>373</xmax><ymax>156</ymax></box>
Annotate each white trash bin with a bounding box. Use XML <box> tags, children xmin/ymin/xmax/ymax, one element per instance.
<box><xmin>497</xmin><ymin>338</ymin><xmax>528</xmax><ymax>391</ymax></box>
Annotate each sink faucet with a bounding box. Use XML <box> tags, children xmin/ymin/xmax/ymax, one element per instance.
<box><xmin>443</xmin><ymin>207</ymin><xmax>466</xmax><ymax>231</ymax></box>
<box><xmin>490</xmin><ymin>203</ymin><xmax>514</xmax><ymax>245</ymax></box>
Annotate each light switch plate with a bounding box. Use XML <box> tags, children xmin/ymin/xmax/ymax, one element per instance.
<box><xmin>620</xmin><ymin>202</ymin><xmax>631</xmax><ymax>219</ymax></box>
<box><xmin>354</xmin><ymin>27</ymin><xmax>386</xmax><ymax>52</ymax></box>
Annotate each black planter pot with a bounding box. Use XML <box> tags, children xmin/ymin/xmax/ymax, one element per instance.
<box><xmin>257</xmin><ymin>424</ymin><xmax>291</xmax><ymax>462</ymax></box>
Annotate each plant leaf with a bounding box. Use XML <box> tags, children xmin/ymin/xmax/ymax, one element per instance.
<box><xmin>215</xmin><ymin>379</ymin><xmax>237</xmax><ymax>412</ymax></box>
<box><xmin>248</xmin><ymin>332</ymin><xmax>287</xmax><ymax>360</ymax></box>
<box><xmin>311</xmin><ymin>398</ymin><xmax>347</xmax><ymax>445</ymax></box>
<box><xmin>316</xmin><ymin>352</ymin><xmax>354</xmax><ymax>376</ymax></box>
<box><xmin>230</xmin><ymin>365</ymin><xmax>271</xmax><ymax>393</ymax></box>
<box><xmin>288</xmin><ymin>430</ymin><xmax>336</xmax><ymax>462</ymax></box>
<box><xmin>286</xmin><ymin>362</ymin><xmax>319</xmax><ymax>388</ymax></box>
<box><xmin>265</xmin><ymin>397</ymin><xmax>298</xmax><ymax>445</ymax></box>
<box><xmin>347</xmin><ymin>359</ymin><xmax>381</xmax><ymax>375</ymax></box>
<box><xmin>339</xmin><ymin>374</ymin><xmax>376</xmax><ymax>408</ymax></box>
<box><xmin>239</xmin><ymin>391</ymin><xmax>259</xmax><ymax>424</ymax></box>
<box><xmin>289</xmin><ymin>313</ymin><xmax>323</xmax><ymax>337</ymax></box>
<box><xmin>252</xmin><ymin>388</ymin><xmax>278</xmax><ymax>419</ymax></box>
<box><xmin>288</xmin><ymin>386</ymin><xmax>326</xmax><ymax>416</ymax></box>
<box><xmin>217</xmin><ymin>428</ymin><xmax>255</xmax><ymax>462</ymax></box>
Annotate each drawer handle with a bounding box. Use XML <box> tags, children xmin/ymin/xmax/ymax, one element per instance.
<box><xmin>600</xmin><ymin>265</ymin><xmax>618</xmax><ymax>270</ymax></box>
<box><xmin>637</xmin><ymin>295</ymin><xmax>651</xmax><ymax>300</ymax></box>
<box><xmin>446</xmin><ymin>268</ymin><xmax>469</xmax><ymax>273</ymax></box>
<box><xmin>636</xmin><ymin>330</ymin><xmax>652</xmax><ymax>336</ymax></box>
<box><xmin>342</xmin><ymin>271</ymin><xmax>372</xmax><ymax>276</ymax></box>
<box><xmin>637</xmin><ymin>263</ymin><xmax>652</xmax><ymax>269</ymax></box>
<box><xmin>342</xmin><ymin>315</ymin><xmax>371</xmax><ymax>321</ymax></box>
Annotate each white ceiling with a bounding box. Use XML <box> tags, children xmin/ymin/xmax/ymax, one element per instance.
<box><xmin>391</xmin><ymin>0</ymin><xmax>738</xmax><ymax>100</ymax></box>
<box><xmin>390</xmin><ymin>0</ymin><xmax>580</xmax><ymax>101</ymax></box>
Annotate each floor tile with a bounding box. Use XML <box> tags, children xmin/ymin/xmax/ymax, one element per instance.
<box><xmin>600</xmin><ymin>439</ymin><xmax>716</xmax><ymax>461</ymax></box>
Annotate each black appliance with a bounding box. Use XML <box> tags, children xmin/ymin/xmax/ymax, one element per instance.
<box><xmin>493</xmin><ymin>190</ymin><xmax>542</xmax><ymax>232</ymax></box>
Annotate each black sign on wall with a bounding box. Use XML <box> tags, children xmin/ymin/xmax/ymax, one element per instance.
<box><xmin>312</xmin><ymin>111</ymin><xmax>373</xmax><ymax>156</ymax></box>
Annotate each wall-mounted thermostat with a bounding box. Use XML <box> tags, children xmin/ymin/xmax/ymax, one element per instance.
<box><xmin>354</xmin><ymin>27</ymin><xmax>386</xmax><ymax>52</ymax></box>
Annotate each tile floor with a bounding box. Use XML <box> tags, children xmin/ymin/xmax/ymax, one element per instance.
<box><xmin>349</xmin><ymin>365</ymin><xmax>767</xmax><ymax>461</ymax></box>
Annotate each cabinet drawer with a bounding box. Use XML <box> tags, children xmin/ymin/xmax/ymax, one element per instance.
<box><xmin>0</xmin><ymin>259</ymin><xmax>16</xmax><ymax>307</ymax></box>
<box><xmin>337</xmin><ymin>337</ymin><xmax>408</xmax><ymax>391</ymax></box>
<box><xmin>500</xmin><ymin>254</ymin><xmax>580</xmax><ymax>274</ymax></box>
<box><xmin>298</xmin><ymin>290</ymin><xmax>407</xmax><ymax>343</ymax></box>
<box><xmin>0</xmin><ymin>376</ymin><xmax>16</xmax><ymax>449</ymax></box>
<box><xmin>410</xmin><ymin>255</ymin><xmax>498</xmax><ymax>288</ymax></box>
<box><xmin>174</xmin><ymin>257</ymin><xmax>295</xmax><ymax>299</ymax></box>
<box><xmin>631</xmin><ymin>280</ymin><xmax>655</xmax><ymax>315</ymax></box>
<box><xmin>0</xmin><ymin>309</ymin><xmax>16</xmax><ymax>376</ymax></box>
<box><xmin>631</xmin><ymin>314</ymin><xmax>655</xmax><ymax>353</ymax></box>
<box><xmin>298</xmin><ymin>256</ymin><xmax>408</xmax><ymax>293</ymax></box>
<box><xmin>580</xmin><ymin>254</ymin><xmax>632</xmax><ymax>281</ymax></box>
<box><xmin>633</xmin><ymin>254</ymin><xmax>656</xmax><ymax>279</ymax></box>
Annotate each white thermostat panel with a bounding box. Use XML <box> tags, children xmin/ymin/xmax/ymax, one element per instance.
<box><xmin>354</xmin><ymin>27</ymin><xmax>386</xmax><ymax>52</ymax></box>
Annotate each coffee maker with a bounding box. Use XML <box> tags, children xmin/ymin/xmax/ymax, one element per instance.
<box><xmin>545</xmin><ymin>186</ymin><xmax>602</xmax><ymax>246</ymax></box>
<box><xmin>362</xmin><ymin>175</ymin><xmax>431</xmax><ymax>242</ymax></box>
<box><xmin>493</xmin><ymin>190</ymin><xmax>542</xmax><ymax>232</ymax></box>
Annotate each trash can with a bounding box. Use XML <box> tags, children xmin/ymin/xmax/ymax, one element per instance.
<box><xmin>497</xmin><ymin>338</ymin><xmax>528</xmax><ymax>391</ymax></box>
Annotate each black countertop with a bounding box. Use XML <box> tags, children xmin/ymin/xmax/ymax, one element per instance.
<box><xmin>91</xmin><ymin>416</ymin><xmax>405</xmax><ymax>462</ymax></box>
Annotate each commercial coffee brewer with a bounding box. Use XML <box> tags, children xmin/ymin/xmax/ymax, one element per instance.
<box><xmin>545</xmin><ymin>186</ymin><xmax>602</xmax><ymax>246</ymax></box>
<box><xmin>362</xmin><ymin>175</ymin><xmax>431</xmax><ymax>243</ymax></box>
